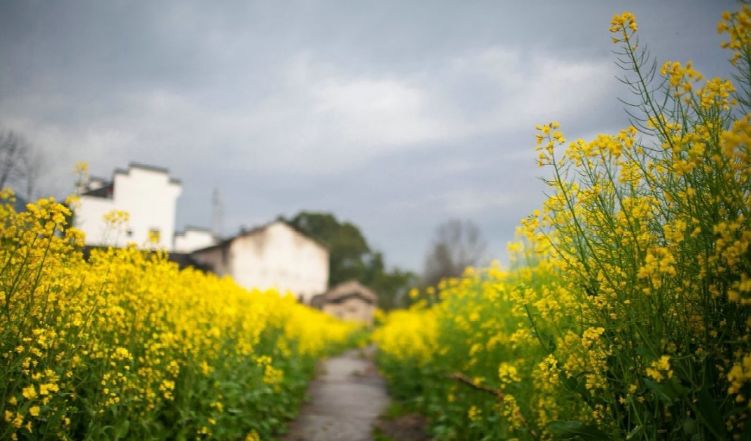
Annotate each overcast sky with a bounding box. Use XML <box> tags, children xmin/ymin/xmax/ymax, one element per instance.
<box><xmin>0</xmin><ymin>0</ymin><xmax>736</xmax><ymax>271</ymax></box>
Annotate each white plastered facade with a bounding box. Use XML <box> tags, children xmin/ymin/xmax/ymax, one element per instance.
<box><xmin>74</xmin><ymin>165</ymin><xmax>182</xmax><ymax>251</ymax></box>
<box><xmin>191</xmin><ymin>221</ymin><xmax>329</xmax><ymax>302</ymax></box>
<box><xmin>174</xmin><ymin>228</ymin><xmax>217</xmax><ymax>253</ymax></box>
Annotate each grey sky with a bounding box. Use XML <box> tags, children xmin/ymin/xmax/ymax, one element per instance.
<box><xmin>0</xmin><ymin>0</ymin><xmax>735</xmax><ymax>271</ymax></box>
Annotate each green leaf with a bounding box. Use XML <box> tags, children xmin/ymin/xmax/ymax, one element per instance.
<box><xmin>694</xmin><ymin>387</ymin><xmax>727</xmax><ymax>439</ymax></box>
<box><xmin>625</xmin><ymin>424</ymin><xmax>643</xmax><ymax>440</ymax></box>
<box><xmin>682</xmin><ymin>418</ymin><xmax>697</xmax><ymax>435</ymax></box>
<box><xmin>548</xmin><ymin>420</ymin><xmax>612</xmax><ymax>440</ymax></box>
<box><xmin>114</xmin><ymin>419</ymin><xmax>130</xmax><ymax>439</ymax></box>
<box><xmin>643</xmin><ymin>378</ymin><xmax>680</xmax><ymax>403</ymax></box>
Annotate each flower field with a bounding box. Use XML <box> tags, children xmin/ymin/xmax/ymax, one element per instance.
<box><xmin>0</xmin><ymin>193</ymin><xmax>355</xmax><ymax>440</ymax></box>
<box><xmin>374</xmin><ymin>8</ymin><xmax>751</xmax><ymax>441</ymax></box>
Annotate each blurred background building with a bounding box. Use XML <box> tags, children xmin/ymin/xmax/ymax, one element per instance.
<box><xmin>74</xmin><ymin>162</ymin><xmax>330</xmax><ymax>304</ymax></box>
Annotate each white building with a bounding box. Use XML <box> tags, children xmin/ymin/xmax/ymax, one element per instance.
<box><xmin>190</xmin><ymin>221</ymin><xmax>329</xmax><ymax>302</ymax></box>
<box><xmin>174</xmin><ymin>226</ymin><xmax>217</xmax><ymax>253</ymax></box>
<box><xmin>74</xmin><ymin>163</ymin><xmax>182</xmax><ymax>251</ymax></box>
<box><xmin>74</xmin><ymin>163</ymin><xmax>330</xmax><ymax>300</ymax></box>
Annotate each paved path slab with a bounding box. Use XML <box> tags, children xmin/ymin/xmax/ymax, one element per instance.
<box><xmin>283</xmin><ymin>348</ymin><xmax>389</xmax><ymax>441</ymax></box>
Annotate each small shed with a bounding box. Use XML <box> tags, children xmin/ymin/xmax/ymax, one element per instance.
<box><xmin>311</xmin><ymin>281</ymin><xmax>378</xmax><ymax>325</ymax></box>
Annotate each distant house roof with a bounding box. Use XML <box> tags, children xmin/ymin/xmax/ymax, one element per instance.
<box><xmin>190</xmin><ymin>220</ymin><xmax>328</xmax><ymax>254</ymax></box>
<box><xmin>310</xmin><ymin>280</ymin><xmax>377</xmax><ymax>308</ymax></box>
<box><xmin>180</xmin><ymin>225</ymin><xmax>213</xmax><ymax>232</ymax></box>
<box><xmin>81</xmin><ymin>162</ymin><xmax>181</xmax><ymax>198</ymax></box>
<box><xmin>114</xmin><ymin>162</ymin><xmax>182</xmax><ymax>185</ymax></box>
<box><xmin>168</xmin><ymin>252</ymin><xmax>214</xmax><ymax>272</ymax></box>
<box><xmin>81</xmin><ymin>181</ymin><xmax>113</xmax><ymax>198</ymax></box>
<box><xmin>175</xmin><ymin>225</ymin><xmax>216</xmax><ymax>237</ymax></box>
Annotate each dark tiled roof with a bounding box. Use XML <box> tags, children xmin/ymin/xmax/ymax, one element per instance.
<box><xmin>311</xmin><ymin>281</ymin><xmax>377</xmax><ymax>308</ymax></box>
<box><xmin>114</xmin><ymin>162</ymin><xmax>181</xmax><ymax>185</ymax></box>
<box><xmin>81</xmin><ymin>183</ymin><xmax>113</xmax><ymax>198</ymax></box>
<box><xmin>190</xmin><ymin>220</ymin><xmax>328</xmax><ymax>254</ymax></box>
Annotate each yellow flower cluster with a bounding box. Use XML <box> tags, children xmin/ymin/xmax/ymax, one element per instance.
<box><xmin>729</xmin><ymin>353</ymin><xmax>751</xmax><ymax>397</ymax></box>
<box><xmin>661</xmin><ymin>60</ymin><xmax>703</xmax><ymax>98</ymax></box>
<box><xmin>0</xmin><ymin>191</ymin><xmax>355</xmax><ymax>440</ymax></box>
<box><xmin>645</xmin><ymin>355</ymin><xmax>673</xmax><ymax>382</ymax></box>
<box><xmin>497</xmin><ymin>362</ymin><xmax>520</xmax><ymax>386</ymax></box>
<box><xmin>698</xmin><ymin>78</ymin><xmax>736</xmax><ymax>110</ymax></box>
<box><xmin>610</xmin><ymin>11</ymin><xmax>637</xmax><ymax>43</ymax></box>
<box><xmin>374</xmin><ymin>261</ymin><xmax>592</xmax><ymax>439</ymax></box>
<box><xmin>718</xmin><ymin>6</ymin><xmax>751</xmax><ymax>65</ymax></box>
<box><xmin>534</xmin><ymin>121</ymin><xmax>564</xmax><ymax>167</ymax></box>
<box><xmin>375</xmin><ymin>7</ymin><xmax>751</xmax><ymax>440</ymax></box>
<box><xmin>372</xmin><ymin>307</ymin><xmax>437</xmax><ymax>366</ymax></box>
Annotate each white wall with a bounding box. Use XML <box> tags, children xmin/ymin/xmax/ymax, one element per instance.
<box><xmin>74</xmin><ymin>195</ymin><xmax>120</xmax><ymax>246</ymax></box>
<box><xmin>175</xmin><ymin>228</ymin><xmax>217</xmax><ymax>253</ymax></box>
<box><xmin>229</xmin><ymin>222</ymin><xmax>329</xmax><ymax>302</ymax></box>
<box><xmin>74</xmin><ymin>165</ymin><xmax>182</xmax><ymax>250</ymax></box>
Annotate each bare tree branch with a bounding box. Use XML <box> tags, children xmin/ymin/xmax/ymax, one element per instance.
<box><xmin>0</xmin><ymin>128</ymin><xmax>43</xmax><ymax>200</ymax></box>
<box><xmin>423</xmin><ymin>219</ymin><xmax>487</xmax><ymax>286</ymax></box>
<box><xmin>448</xmin><ymin>372</ymin><xmax>504</xmax><ymax>399</ymax></box>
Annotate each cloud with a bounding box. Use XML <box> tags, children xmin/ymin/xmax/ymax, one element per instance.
<box><xmin>1</xmin><ymin>0</ymin><xmax>733</xmax><ymax>270</ymax></box>
<box><xmin>255</xmin><ymin>49</ymin><xmax>613</xmax><ymax>174</ymax></box>
<box><xmin>430</xmin><ymin>190</ymin><xmax>519</xmax><ymax>216</ymax></box>
<box><xmin>2</xmin><ymin>45</ymin><xmax>615</xmax><ymax>184</ymax></box>
<box><xmin>390</xmin><ymin>186</ymin><xmax>521</xmax><ymax>218</ymax></box>
<box><xmin>312</xmin><ymin>78</ymin><xmax>441</xmax><ymax>146</ymax></box>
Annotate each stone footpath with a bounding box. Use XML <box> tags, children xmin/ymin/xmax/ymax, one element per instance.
<box><xmin>283</xmin><ymin>348</ymin><xmax>389</xmax><ymax>441</ymax></box>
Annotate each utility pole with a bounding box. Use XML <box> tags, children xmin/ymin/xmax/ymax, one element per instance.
<box><xmin>211</xmin><ymin>187</ymin><xmax>223</xmax><ymax>238</ymax></box>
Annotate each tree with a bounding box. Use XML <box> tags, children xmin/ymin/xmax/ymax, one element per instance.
<box><xmin>360</xmin><ymin>250</ymin><xmax>417</xmax><ymax>310</ymax></box>
<box><xmin>286</xmin><ymin>211</ymin><xmax>370</xmax><ymax>286</ymax></box>
<box><xmin>423</xmin><ymin>219</ymin><xmax>487</xmax><ymax>287</ymax></box>
<box><xmin>0</xmin><ymin>129</ymin><xmax>43</xmax><ymax>200</ymax></box>
<box><xmin>285</xmin><ymin>211</ymin><xmax>416</xmax><ymax>309</ymax></box>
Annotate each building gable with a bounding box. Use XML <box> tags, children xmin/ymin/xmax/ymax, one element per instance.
<box><xmin>74</xmin><ymin>162</ymin><xmax>181</xmax><ymax>251</ymax></box>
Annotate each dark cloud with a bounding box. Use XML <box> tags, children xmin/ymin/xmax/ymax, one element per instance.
<box><xmin>0</xmin><ymin>0</ymin><xmax>736</xmax><ymax>270</ymax></box>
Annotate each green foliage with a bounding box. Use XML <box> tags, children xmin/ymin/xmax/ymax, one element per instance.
<box><xmin>285</xmin><ymin>211</ymin><xmax>416</xmax><ymax>309</ymax></box>
<box><xmin>286</xmin><ymin>212</ymin><xmax>370</xmax><ymax>285</ymax></box>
